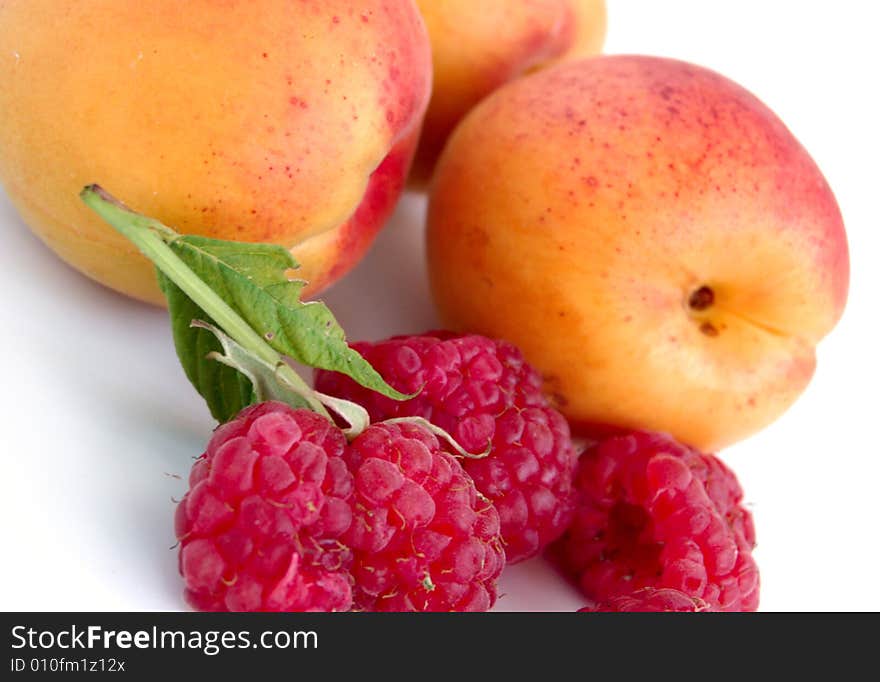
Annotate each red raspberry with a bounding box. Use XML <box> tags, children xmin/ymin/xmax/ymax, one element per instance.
<box><xmin>315</xmin><ymin>332</ymin><xmax>577</xmax><ymax>563</ymax></box>
<box><xmin>175</xmin><ymin>402</ymin><xmax>355</xmax><ymax>612</ymax></box>
<box><xmin>579</xmin><ymin>588</ymin><xmax>714</xmax><ymax>612</ymax></box>
<box><xmin>343</xmin><ymin>420</ymin><xmax>505</xmax><ymax>611</ymax></box>
<box><xmin>548</xmin><ymin>431</ymin><xmax>759</xmax><ymax>611</ymax></box>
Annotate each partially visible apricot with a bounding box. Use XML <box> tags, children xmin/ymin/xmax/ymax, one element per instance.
<box><xmin>410</xmin><ymin>0</ymin><xmax>606</xmax><ymax>186</ymax></box>
<box><xmin>0</xmin><ymin>0</ymin><xmax>432</xmax><ymax>304</ymax></box>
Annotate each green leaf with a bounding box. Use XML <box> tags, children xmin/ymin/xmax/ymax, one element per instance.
<box><xmin>158</xmin><ymin>274</ymin><xmax>255</xmax><ymax>422</ymax></box>
<box><xmin>162</xmin><ymin>233</ymin><xmax>410</xmax><ymax>401</ymax></box>
<box><xmin>79</xmin><ymin>184</ymin><xmax>411</xmax><ymax>425</ymax></box>
<box><xmin>189</xmin><ymin>320</ymin><xmax>311</xmax><ymax>411</ymax></box>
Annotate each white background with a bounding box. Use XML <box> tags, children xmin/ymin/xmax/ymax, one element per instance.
<box><xmin>2</xmin><ymin>0</ymin><xmax>878</xmax><ymax>611</ymax></box>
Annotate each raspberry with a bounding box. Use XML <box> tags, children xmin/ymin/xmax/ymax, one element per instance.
<box><xmin>579</xmin><ymin>588</ymin><xmax>713</xmax><ymax>612</ymax></box>
<box><xmin>175</xmin><ymin>402</ymin><xmax>355</xmax><ymax>612</ymax></box>
<box><xmin>343</xmin><ymin>420</ymin><xmax>505</xmax><ymax>611</ymax></box>
<box><xmin>548</xmin><ymin>431</ymin><xmax>759</xmax><ymax>611</ymax></box>
<box><xmin>315</xmin><ymin>331</ymin><xmax>577</xmax><ymax>563</ymax></box>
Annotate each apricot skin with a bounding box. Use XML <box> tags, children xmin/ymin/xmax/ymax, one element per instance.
<box><xmin>410</xmin><ymin>0</ymin><xmax>606</xmax><ymax>186</ymax></box>
<box><xmin>427</xmin><ymin>56</ymin><xmax>849</xmax><ymax>451</ymax></box>
<box><xmin>0</xmin><ymin>0</ymin><xmax>432</xmax><ymax>304</ymax></box>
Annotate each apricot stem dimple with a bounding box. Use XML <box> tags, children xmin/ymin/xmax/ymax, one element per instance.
<box><xmin>688</xmin><ymin>285</ymin><xmax>714</xmax><ymax>311</ymax></box>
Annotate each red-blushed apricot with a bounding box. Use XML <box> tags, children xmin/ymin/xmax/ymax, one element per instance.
<box><xmin>0</xmin><ymin>0</ymin><xmax>432</xmax><ymax>304</ymax></box>
<box><xmin>427</xmin><ymin>56</ymin><xmax>849</xmax><ymax>451</ymax></box>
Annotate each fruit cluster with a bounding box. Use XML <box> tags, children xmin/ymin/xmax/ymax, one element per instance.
<box><xmin>176</xmin><ymin>400</ymin><xmax>505</xmax><ymax>612</ymax></box>
<box><xmin>9</xmin><ymin>0</ymin><xmax>846</xmax><ymax>612</ymax></box>
<box><xmin>174</xmin><ymin>331</ymin><xmax>758</xmax><ymax>612</ymax></box>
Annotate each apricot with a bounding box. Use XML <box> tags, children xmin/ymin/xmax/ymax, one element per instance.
<box><xmin>0</xmin><ymin>0</ymin><xmax>431</xmax><ymax>304</ymax></box>
<box><xmin>410</xmin><ymin>0</ymin><xmax>606</xmax><ymax>185</ymax></box>
<box><xmin>427</xmin><ymin>56</ymin><xmax>849</xmax><ymax>451</ymax></box>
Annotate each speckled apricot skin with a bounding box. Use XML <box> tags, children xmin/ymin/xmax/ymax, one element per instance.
<box><xmin>0</xmin><ymin>0</ymin><xmax>431</xmax><ymax>304</ymax></box>
<box><xmin>427</xmin><ymin>56</ymin><xmax>849</xmax><ymax>451</ymax></box>
<box><xmin>410</xmin><ymin>0</ymin><xmax>606</xmax><ymax>186</ymax></box>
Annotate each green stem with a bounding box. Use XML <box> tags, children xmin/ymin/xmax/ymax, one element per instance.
<box><xmin>80</xmin><ymin>185</ymin><xmax>329</xmax><ymax>418</ymax></box>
